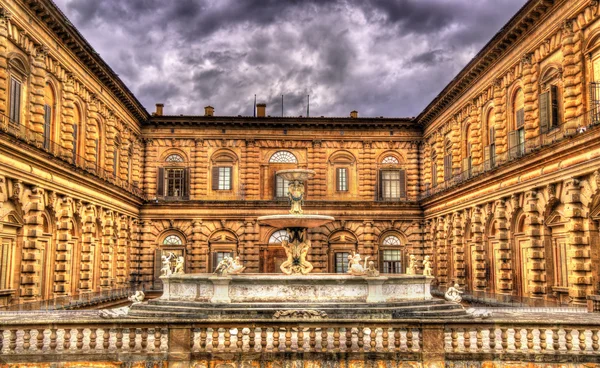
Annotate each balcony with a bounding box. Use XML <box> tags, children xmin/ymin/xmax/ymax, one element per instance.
<box><xmin>0</xmin><ymin>115</ymin><xmax>145</xmax><ymax>199</ymax></box>
<box><xmin>421</xmin><ymin>107</ymin><xmax>598</xmax><ymax>200</ymax></box>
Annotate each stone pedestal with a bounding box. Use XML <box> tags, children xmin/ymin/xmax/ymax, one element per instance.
<box><xmin>365</xmin><ymin>277</ymin><xmax>387</xmax><ymax>303</ymax></box>
<box><xmin>209</xmin><ymin>276</ymin><xmax>231</xmax><ymax>303</ymax></box>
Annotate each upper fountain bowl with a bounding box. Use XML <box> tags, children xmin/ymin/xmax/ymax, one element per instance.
<box><xmin>277</xmin><ymin>169</ymin><xmax>316</xmax><ymax>182</ymax></box>
<box><xmin>257</xmin><ymin>214</ymin><xmax>334</xmax><ymax>229</ymax></box>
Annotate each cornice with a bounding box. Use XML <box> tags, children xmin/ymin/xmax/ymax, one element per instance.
<box><xmin>20</xmin><ymin>0</ymin><xmax>150</xmax><ymax>122</ymax></box>
<box><xmin>415</xmin><ymin>0</ymin><xmax>566</xmax><ymax>128</ymax></box>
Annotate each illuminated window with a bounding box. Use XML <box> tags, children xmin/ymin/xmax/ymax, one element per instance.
<box><xmin>163</xmin><ymin>235</ymin><xmax>183</xmax><ymax>245</ymax></box>
<box><xmin>166</xmin><ymin>154</ymin><xmax>184</xmax><ymax>162</ymax></box>
<box><xmin>269</xmin><ymin>151</ymin><xmax>297</xmax><ymax>163</ymax></box>
<box><xmin>382</xmin><ymin>156</ymin><xmax>399</xmax><ymax>164</ymax></box>
<box><xmin>269</xmin><ymin>230</ymin><xmax>289</xmax><ymax>243</ymax></box>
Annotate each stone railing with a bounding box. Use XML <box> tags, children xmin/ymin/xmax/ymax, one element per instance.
<box><xmin>1</xmin><ymin>317</ymin><xmax>600</xmax><ymax>364</ymax></box>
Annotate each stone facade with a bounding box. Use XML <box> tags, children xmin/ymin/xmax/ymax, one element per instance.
<box><xmin>2</xmin><ymin>0</ymin><xmax>600</xmax><ymax>308</ymax></box>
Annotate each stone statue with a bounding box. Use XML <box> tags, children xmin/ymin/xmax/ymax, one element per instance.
<box><xmin>422</xmin><ymin>255</ymin><xmax>433</xmax><ymax>276</ymax></box>
<box><xmin>347</xmin><ymin>252</ymin><xmax>370</xmax><ymax>276</ymax></box>
<box><xmin>128</xmin><ymin>290</ymin><xmax>145</xmax><ymax>304</ymax></box>
<box><xmin>445</xmin><ymin>283</ymin><xmax>463</xmax><ymax>303</ymax></box>
<box><xmin>288</xmin><ymin>181</ymin><xmax>304</xmax><ymax>215</ymax></box>
<box><xmin>407</xmin><ymin>254</ymin><xmax>417</xmax><ymax>275</ymax></box>
<box><xmin>228</xmin><ymin>256</ymin><xmax>246</xmax><ymax>274</ymax></box>
<box><xmin>280</xmin><ymin>228</ymin><xmax>313</xmax><ymax>275</ymax></box>
<box><xmin>173</xmin><ymin>256</ymin><xmax>185</xmax><ymax>274</ymax></box>
<box><xmin>160</xmin><ymin>253</ymin><xmax>174</xmax><ymax>276</ymax></box>
<box><xmin>214</xmin><ymin>256</ymin><xmax>233</xmax><ymax>276</ymax></box>
<box><xmin>365</xmin><ymin>260</ymin><xmax>380</xmax><ymax>277</ymax></box>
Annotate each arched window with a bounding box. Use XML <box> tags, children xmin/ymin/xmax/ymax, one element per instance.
<box><xmin>380</xmin><ymin>234</ymin><xmax>404</xmax><ymax>273</ymax></box>
<box><xmin>157</xmin><ymin>152</ymin><xmax>189</xmax><ymax>199</ymax></box>
<box><xmin>270</xmin><ymin>151</ymin><xmax>298</xmax><ymax>198</ymax></box>
<box><xmin>509</xmin><ymin>87</ymin><xmax>525</xmax><ymax>159</ymax></box>
<box><xmin>8</xmin><ymin>57</ymin><xmax>28</xmax><ymax>126</ymax></box>
<box><xmin>539</xmin><ymin>67</ymin><xmax>562</xmax><ymax>134</ymax></box>
<box><xmin>269</xmin><ymin>230</ymin><xmax>289</xmax><ymax>243</ymax></box>
<box><xmin>269</xmin><ymin>151</ymin><xmax>297</xmax><ymax>163</ymax></box>
<box><xmin>163</xmin><ymin>235</ymin><xmax>183</xmax><ymax>245</ymax></box>
<box><xmin>43</xmin><ymin>82</ymin><xmax>56</xmax><ymax>150</ymax></box>
<box><xmin>444</xmin><ymin>137</ymin><xmax>453</xmax><ymax>181</ymax></box>
<box><xmin>72</xmin><ymin>104</ymin><xmax>82</xmax><ymax>163</ymax></box>
<box><xmin>165</xmin><ymin>154</ymin><xmax>184</xmax><ymax>162</ymax></box>
<box><xmin>378</xmin><ymin>154</ymin><xmax>405</xmax><ymax>200</ymax></box>
<box><xmin>381</xmin><ymin>156</ymin><xmax>399</xmax><ymax>164</ymax></box>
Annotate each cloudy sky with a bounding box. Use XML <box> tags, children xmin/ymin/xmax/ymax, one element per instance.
<box><xmin>52</xmin><ymin>0</ymin><xmax>526</xmax><ymax>118</ymax></box>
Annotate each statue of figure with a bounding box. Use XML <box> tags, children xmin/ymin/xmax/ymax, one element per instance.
<box><xmin>288</xmin><ymin>181</ymin><xmax>304</xmax><ymax>215</ymax></box>
<box><xmin>280</xmin><ymin>240</ymin><xmax>294</xmax><ymax>275</ymax></box>
<box><xmin>128</xmin><ymin>290</ymin><xmax>145</xmax><ymax>304</ymax></box>
<box><xmin>228</xmin><ymin>256</ymin><xmax>246</xmax><ymax>274</ymax></box>
<box><xmin>407</xmin><ymin>254</ymin><xmax>417</xmax><ymax>275</ymax></box>
<box><xmin>365</xmin><ymin>261</ymin><xmax>380</xmax><ymax>277</ymax></box>
<box><xmin>280</xmin><ymin>229</ymin><xmax>313</xmax><ymax>275</ymax></box>
<box><xmin>347</xmin><ymin>252</ymin><xmax>370</xmax><ymax>276</ymax></box>
<box><xmin>161</xmin><ymin>253</ymin><xmax>174</xmax><ymax>276</ymax></box>
<box><xmin>174</xmin><ymin>256</ymin><xmax>185</xmax><ymax>274</ymax></box>
<box><xmin>422</xmin><ymin>255</ymin><xmax>433</xmax><ymax>276</ymax></box>
<box><xmin>445</xmin><ymin>283</ymin><xmax>463</xmax><ymax>303</ymax></box>
<box><xmin>298</xmin><ymin>239</ymin><xmax>313</xmax><ymax>274</ymax></box>
<box><xmin>214</xmin><ymin>256</ymin><xmax>233</xmax><ymax>276</ymax></box>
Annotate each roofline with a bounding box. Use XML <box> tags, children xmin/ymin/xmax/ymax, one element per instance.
<box><xmin>147</xmin><ymin>115</ymin><xmax>418</xmax><ymax>129</ymax></box>
<box><xmin>23</xmin><ymin>0</ymin><xmax>150</xmax><ymax>122</ymax></box>
<box><xmin>415</xmin><ymin>0</ymin><xmax>563</xmax><ymax>127</ymax></box>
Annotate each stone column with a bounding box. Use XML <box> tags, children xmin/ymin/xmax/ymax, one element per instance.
<box><xmin>243</xmin><ymin>139</ymin><xmax>260</xmax><ymax>199</ymax></box>
<box><xmin>564</xmin><ymin>178</ymin><xmax>592</xmax><ymax>304</ymax></box>
<box><xmin>196</xmin><ymin>139</ymin><xmax>209</xmax><ymax>197</ymax></box>
<box><xmin>406</xmin><ymin>142</ymin><xmax>419</xmax><ymax>198</ymax></box>
<box><xmin>20</xmin><ymin>184</ymin><xmax>43</xmax><ymax>300</ymax></box>
<box><xmin>100</xmin><ymin>210</ymin><xmax>115</xmax><ymax>289</ymax></box>
<box><xmin>561</xmin><ymin>20</ymin><xmax>584</xmax><ymax>131</ymax></box>
<box><xmin>142</xmin><ymin>139</ymin><xmax>157</xmax><ymax>196</ymax></box>
<box><xmin>493</xmin><ymin>78</ymin><xmax>507</xmax><ymax>161</ymax></box>
<box><xmin>29</xmin><ymin>47</ymin><xmax>47</xmax><ymax>143</ymax></box>
<box><xmin>471</xmin><ymin>206</ymin><xmax>486</xmax><ymax>291</ymax></box>
<box><xmin>60</xmin><ymin>76</ymin><xmax>75</xmax><ymax>160</ymax></box>
<box><xmin>79</xmin><ymin>204</ymin><xmax>97</xmax><ymax>292</ymax></box>
<box><xmin>359</xmin><ymin>141</ymin><xmax>375</xmax><ymax>199</ymax></box>
<box><xmin>524</xmin><ymin>190</ymin><xmax>546</xmax><ymax>297</ymax></box>
<box><xmin>131</xmin><ymin>138</ymin><xmax>142</xmax><ymax>188</ymax></box>
<box><xmin>309</xmin><ymin>140</ymin><xmax>326</xmax><ymax>198</ymax></box>
<box><xmin>189</xmin><ymin>220</ymin><xmax>204</xmax><ymax>273</ymax></box>
<box><xmin>495</xmin><ymin>199</ymin><xmax>512</xmax><ymax>294</ymax></box>
<box><xmin>452</xmin><ymin>212</ymin><xmax>465</xmax><ymax>287</ymax></box>
<box><xmin>242</xmin><ymin>219</ymin><xmax>259</xmax><ymax>273</ymax></box>
<box><xmin>54</xmin><ymin>197</ymin><xmax>74</xmax><ymax>295</ymax></box>
<box><xmin>435</xmin><ymin>217</ymin><xmax>448</xmax><ymax>286</ymax></box>
<box><xmin>140</xmin><ymin>220</ymin><xmax>155</xmax><ymax>284</ymax></box>
<box><xmin>309</xmin><ymin>227</ymin><xmax>327</xmax><ymax>273</ymax></box>
<box><xmin>0</xmin><ymin>9</ymin><xmax>10</xmax><ymax>116</ymax></box>
<box><xmin>128</xmin><ymin>219</ymin><xmax>142</xmax><ymax>287</ymax></box>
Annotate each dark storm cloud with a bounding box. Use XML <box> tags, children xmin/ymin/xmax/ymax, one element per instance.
<box><xmin>54</xmin><ymin>0</ymin><xmax>526</xmax><ymax>117</ymax></box>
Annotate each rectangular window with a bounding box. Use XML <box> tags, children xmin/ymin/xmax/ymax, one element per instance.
<box><xmin>444</xmin><ymin>154</ymin><xmax>452</xmax><ymax>180</ymax></box>
<box><xmin>275</xmin><ymin>174</ymin><xmax>290</xmax><ymax>198</ymax></box>
<box><xmin>540</xmin><ymin>87</ymin><xmax>561</xmax><ymax>133</ymax></box>
<box><xmin>336</xmin><ymin>167</ymin><xmax>348</xmax><ymax>191</ymax></box>
<box><xmin>113</xmin><ymin>146</ymin><xmax>119</xmax><ymax>177</ymax></box>
<box><xmin>590</xmin><ymin>82</ymin><xmax>600</xmax><ymax>124</ymax></box>
<box><xmin>335</xmin><ymin>252</ymin><xmax>350</xmax><ymax>273</ymax></box>
<box><xmin>166</xmin><ymin>168</ymin><xmax>184</xmax><ymax>197</ymax></box>
<box><xmin>431</xmin><ymin>162</ymin><xmax>437</xmax><ymax>187</ymax></box>
<box><xmin>382</xmin><ymin>250</ymin><xmax>402</xmax><ymax>274</ymax></box>
<box><xmin>380</xmin><ymin>170</ymin><xmax>405</xmax><ymax>199</ymax></box>
<box><xmin>0</xmin><ymin>240</ymin><xmax>10</xmax><ymax>290</ymax></box>
<box><xmin>218</xmin><ymin>167</ymin><xmax>232</xmax><ymax>190</ymax></box>
<box><xmin>72</xmin><ymin>124</ymin><xmax>78</xmax><ymax>163</ymax></box>
<box><xmin>213</xmin><ymin>251</ymin><xmax>233</xmax><ymax>272</ymax></box>
<box><xmin>9</xmin><ymin>77</ymin><xmax>21</xmax><ymax>125</ymax></box>
<box><xmin>554</xmin><ymin>239</ymin><xmax>568</xmax><ymax>287</ymax></box>
<box><xmin>550</xmin><ymin>85</ymin><xmax>560</xmax><ymax>129</ymax></box>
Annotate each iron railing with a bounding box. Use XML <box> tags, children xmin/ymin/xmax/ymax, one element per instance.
<box><xmin>0</xmin><ymin>113</ymin><xmax>145</xmax><ymax>199</ymax></box>
<box><xmin>421</xmin><ymin>106</ymin><xmax>600</xmax><ymax>199</ymax></box>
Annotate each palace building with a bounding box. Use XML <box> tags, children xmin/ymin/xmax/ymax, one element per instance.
<box><xmin>1</xmin><ymin>0</ymin><xmax>600</xmax><ymax>307</ymax></box>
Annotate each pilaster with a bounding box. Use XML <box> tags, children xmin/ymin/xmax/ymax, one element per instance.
<box><xmin>451</xmin><ymin>212</ymin><xmax>465</xmax><ymax>287</ymax></box>
<box><xmin>29</xmin><ymin>47</ymin><xmax>47</xmax><ymax>141</ymax></box>
<box><xmin>20</xmin><ymin>185</ymin><xmax>43</xmax><ymax>300</ymax></box>
<box><xmin>79</xmin><ymin>204</ymin><xmax>96</xmax><ymax>292</ymax></box>
<box><xmin>524</xmin><ymin>190</ymin><xmax>546</xmax><ymax>296</ymax></box>
<box><xmin>100</xmin><ymin>210</ymin><xmax>115</xmax><ymax>289</ymax></box>
<box><xmin>435</xmin><ymin>217</ymin><xmax>448</xmax><ymax>286</ymax></box>
<box><xmin>495</xmin><ymin>199</ymin><xmax>512</xmax><ymax>294</ymax></box>
<box><xmin>0</xmin><ymin>9</ymin><xmax>10</xmax><ymax>115</ymax></box>
<box><xmin>60</xmin><ymin>76</ymin><xmax>75</xmax><ymax>160</ymax></box>
<box><xmin>54</xmin><ymin>196</ymin><xmax>73</xmax><ymax>295</ymax></box>
<box><xmin>561</xmin><ymin>20</ymin><xmax>584</xmax><ymax>131</ymax></box>
<box><xmin>116</xmin><ymin>215</ymin><xmax>128</xmax><ymax>286</ymax></box>
<box><xmin>471</xmin><ymin>205</ymin><xmax>486</xmax><ymax>291</ymax></box>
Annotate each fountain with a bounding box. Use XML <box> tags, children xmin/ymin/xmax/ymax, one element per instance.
<box><xmin>256</xmin><ymin>169</ymin><xmax>334</xmax><ymax>275</ymax></box>
<box><xmin>128</xmin><ymin>169</ymin><xmax>467</xmax><ymax>320</ymax></box>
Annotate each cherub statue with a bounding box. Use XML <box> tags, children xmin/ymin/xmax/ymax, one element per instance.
<box><xmin>445</xmin><ymin>283</ymin><xmax>463</xmax><ymax>303</ymax></box>
<box><xmin>173</xmin><ymin>255</ymin><xmax>185</xmax><ymax>274</ymax></box>
<box><xmin>214</xmin><ymin>256</ymin><xmax>233</xmax><ymax>276</ymax></box>
<box><xmin>160</xmin><ymin>253</ymin><xmax>174</xmax><ymax>276</ymax></box>
<box><xmin>365</xmin><ymin>260</ymin><xmax>380</xmax><ymax>277</ymax></box>
<box><xmin>128</xmin><ymin>290</ymin><xmax>145</xmax><ymax>304</ymax></box>
<box><xmin>228</xmin><ymin>256</ymin><xmax>246</xmax><ymax>274</ymax></box>
<box><xmin>422</xmin><ymin>255</ymin><xmax>433</xmax><ymax>276</ymax></box>
<box><xmin>347</xmin><ymin>252</ymin><xmax>370</xmax><ymax>276</ymax></box>
<box><xmin>406</xmin><ymin>254</ymin><xmax>417</xmax><ymax>275</ymax></box>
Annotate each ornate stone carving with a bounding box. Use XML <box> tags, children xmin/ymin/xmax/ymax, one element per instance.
<box><xmin>273</xmin><ymin>310</ymin><xmax>327</xmax><ymax>319</ymax></box>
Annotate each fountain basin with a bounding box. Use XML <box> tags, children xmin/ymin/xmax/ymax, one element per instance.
<box><xmin>257</xmin><ymin>214</ymin><xmax>334</xmax><ymax>229</ymax></box>
<box><xmin>276</xmin><ymin>169</ymin><xmax>315</xmax><ymax>181</ymax></box>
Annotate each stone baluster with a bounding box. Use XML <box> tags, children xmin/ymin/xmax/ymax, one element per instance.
<box><xmin>346</xmin><ymin>328</ymin><xmax>353</xmax><ymax>351</ymax></box>
<box><xmin>63</xmin><ymin>329</ymin><xmax>71</xmax><ymax>351</ymax></box>
<box><xmin>261</xmin><ymin>328</ymin><xmax>268</xmax><ymax>351</ymax></box>
<box><xmin>36</xmin><ymin>328</ymin><xmax>44</xmax><ymax>351</ymax></box>
<box><xmin>514</xmin><ymin>328</ymin><xmax>522</xmax><ymax>352</ymax></box>
<box><xmin>153</xmin><ymin>328</ymin><xmax>161</xmax><ymax>352</ymax></box>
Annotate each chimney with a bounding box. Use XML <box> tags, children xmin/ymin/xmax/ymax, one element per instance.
<box><xmin>155</xmin><ymin>103</ymin><xmax>164</xmax><ymax>116</ymax></box>
<box><xmin>256</xmin><ymin>103</ymin><xmax>266</xmax><ymax>117</ymax></box>
<box><xmin>204</xmin><ymin>106</ymin><xmax>214</xmax><ymax>117</ymax></box>
<box><xmin>350</xmin><ymin>110</ymin><xmax>358</xmax><ymax>118</ymax></box>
